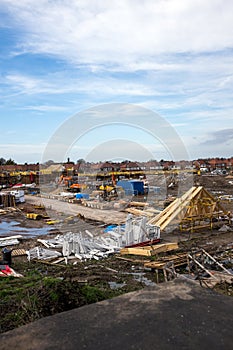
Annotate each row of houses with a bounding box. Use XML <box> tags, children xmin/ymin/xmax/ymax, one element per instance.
<box><xmin>195</xmin><ymin>158</ymin><xmax>233</xmax><ymax>171</ymax></box>
<box><xmin>73</xmin><ymin>158</ymin><xmax>233</xmax><ymax>173</ymax></box>
<box><xmin>0</xmin><ymin>157</ymin><xmax>233</xmax><ymax>176</ymax></box>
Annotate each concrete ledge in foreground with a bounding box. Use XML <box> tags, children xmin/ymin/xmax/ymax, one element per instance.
<box><xmin>1</xmin><ymin>278</ymin><xmax>232</xmax><ymax>350</ymax></box>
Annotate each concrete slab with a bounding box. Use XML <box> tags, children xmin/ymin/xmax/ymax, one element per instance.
<box><xmin>1</xmin><ymin>278</ymin><xmax>232</xmax><ymax>350</ymax></box>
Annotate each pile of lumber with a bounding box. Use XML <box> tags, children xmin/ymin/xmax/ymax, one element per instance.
<box><xmin>0</xmin><ymin>207</ymin><xmax>17</xmax><ymax>215</ymax></box>
<box><xmin>125</xmin><ymin>208</ymin><xmax>154</xmax><ymax>217</ymax></box>
<box><xmin>120</xmin><ymin>242</ymin><xmax>178</xmax><ymax>257</ymax></box>
<box><xmin>129</xmin><ymin>201</ymin><xmax>149</xmax><ymax>207</ymax></box>
<box><xmin>0</xmin><ymin>193</ymin><xmax>16</xmax><ymax>207</ymax></box>
<box><xmin>125</xmin><ymin>206</ymin><xmax>161</xmax><ymax>218</ymax></box>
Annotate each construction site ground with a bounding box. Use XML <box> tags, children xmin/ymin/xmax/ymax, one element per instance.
<box><xmin>0</xmin><ymin>174</ymin><xmax>233</xmax><ymax>337</ymax></box>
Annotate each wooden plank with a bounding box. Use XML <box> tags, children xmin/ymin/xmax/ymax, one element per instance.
<box><xmin>0</xmin><ymin>235</ymin><xmax>23</xmax><ymax>241</ymax></box>
<box><xmin>120</xmin><ymin>247</ymin><xmax>152</xmax><ymax>256</ymax></box>
<box><xmin>149</xmin><ymin>187</ymin><xmax>196</xmax><ymax>224</ymax></box>
<box><xmin>158</xmin><ymin>253</ymin><xmax>188</xmax><ymax>262</ymax></box>
<box><xmin>145</xmin><ymin>259</ymin><xmax>187</xmax><ymax>269</ymax></box>
<box><xmin>120</xmin><ymin>242</ymin><xmax>179</xmax><ymax>256</ymax></box>
<box><xmin>145</xmin><ymin>208</ymin><xmax>161</xmax><ymax>214</ymax></box>
<box><xmin>116</xmin><ymin>256</ymin><xmax>151</xmax><ymax>263</ymax></box>
<box><xmin>150</xmin><ymin>242</ymin><xmax>179</xmax><ymax>255</ymax></box>
<box><xmin>12</xmin><ymin>249</ymin><xmax>27</xmax><ymax>256</ymax></box>
<box><xmin>158</xmin><ymin>187</ymin><xmax>202</xmax><ymax>230</ymax></box>
<box><xmin>52</xmin><ymin>257</ymin><xmax>66</xmax><ymax>264</ymax></box>
<box><xmin>188</xmin><ymin>254</ymin><xmax>218</xmax><ymax>280</ymax></box>
<box><xmin>130</xmin><ymin>201</ymin><xmax>149</xmax><ymax>207</ymax></box>
<box><xmin>144</xmin><ymin>252</ymin><xmax>188</xmax><ymax>269</ymax></box>
<box><xmin>148</xmin><ymin>186</ymin><xmax>198</xmax><ymax>226</ymax></box>
<box><xmin>124</xmin><ymin>208</ymin><xmax>151</xmax><ymax>217</ymax></box>
<box><xmin>201</xmin><ymin>249</ymin><xmax>232</xmax><ymax>275</ymax></box>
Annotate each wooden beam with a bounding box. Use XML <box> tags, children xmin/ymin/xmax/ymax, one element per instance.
<box><xmin>188</xmin><ymin>254</ymin><xmax>218</xmax><ymax>280</ymax></box>
<box><xmin>201</xmin><ymin>249</ymin><xmax>232</xmax><ymax>275</ymax></box>
<box><xmin>158</xmin><ymin>187</ymin><xmax>203</xmax><ymax>230</ymax></box>
<box><xmin>148</xmin><ymin>186</ymin><xmax>197</xmax><ymax>225</ymax></box>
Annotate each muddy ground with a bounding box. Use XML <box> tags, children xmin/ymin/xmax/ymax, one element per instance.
<box><xmin>0</xmin><ymin>174</ymin><xmax>233</xmax><ymax>334</ymax></box>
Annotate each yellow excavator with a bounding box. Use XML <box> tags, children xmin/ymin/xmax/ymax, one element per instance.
<box><xmin>99</xmin><ymin>184</ymin><xmax>118</xmax><ymax>200</ymax></box>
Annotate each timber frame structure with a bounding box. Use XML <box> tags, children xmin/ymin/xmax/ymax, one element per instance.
<box><xmin>148</xmin><ymin>186</ymin><xmax>228</xmax><ymax>232</ymax></box>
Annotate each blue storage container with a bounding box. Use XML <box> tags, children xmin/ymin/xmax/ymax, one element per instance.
<box><xmin>76</xmin><ymin>193</ymin><xmax>89</xmax><ymax>199</ymax></box>
<box><xmin>117</xmin><ymin>180</ymin><xmax>144</xmax><ymax>195</ymax></box>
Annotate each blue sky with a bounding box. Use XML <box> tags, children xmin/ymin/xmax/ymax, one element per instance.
<box><xmin>0</xmin><ymin>0</ymin><xmax>233</xmax><ymax>163</ymax></box>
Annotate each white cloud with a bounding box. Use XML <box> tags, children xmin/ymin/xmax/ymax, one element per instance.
<box><xmin>2</xmin><ymin>0</ymin><xmax>233</xmax><ymax>69</ymax></box>
<box><xmin>5</xmin><ymin>52</ymin><xmax>233</xmax><ymax>103</ymax></box>
<box><xmin>4</xmin><ymin>72</ymin><xmax>161</xmax><ymax>97</ymax></box>
<box><xmin>4</xmin><ymin>74</ymin><xmax>72</xmax><ymax>95</ymax></box>
<box><xmin>22</xmin><ymin>105</ymin><xmax>68</xmax><ymax>112</ymax></box>
<box><xmin>0</xmin><ymin>143</ymin><xmax>46</xmax><ymax>163</ymax></box>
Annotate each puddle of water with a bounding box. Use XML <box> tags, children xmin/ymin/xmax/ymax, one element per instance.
<box><xmin>108</xmin><ymin>281</ymin><xmax>126</xmax><ymax>290</ymax></box>
<box><xmin>0</xmin><ymin>220</ymin><xmax>52</xmax><ymax>237</ymax></box>
<box><xmin>123</xmin><ymin>271</ymin><xmax>156</xmax><ymax>287</ymax></box>
<box><xmin>132</xmin><ymin>272</ymin><xmax>156</xmax><ymax>287</ymax></box>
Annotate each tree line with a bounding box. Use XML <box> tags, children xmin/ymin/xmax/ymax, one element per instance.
<box><xmin>0</xmin><ymin>158</ymin><xmax>16</xmax><ymax>165</ymax></box>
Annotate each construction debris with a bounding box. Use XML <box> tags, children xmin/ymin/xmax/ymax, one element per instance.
<box><xmin>123</xmin><ymin>215</ymin><xmax>160</xmax><ymax>246</ymax></box>
<box><xmin>218</xmin><ymin>224</ymin><xmax>231</xmax><ymax>232</ymax></box>
<box><xmin>142</xmin><ymin>244</ymin><xmax>233</xmax><ymax>287</ymax></box>
<box><xmin>31</xmin><ymin>215</ymin><xmax>160</xmax><ymax>262</ymax></box>
<box><xmin>0</xmin><ymin>235</ymin><xmax>22</xmax><ymax>247</ymax></box>
<box><xmin>129</xmin><ymin>201</ymin><xmax>149</xmax><ymax>208</ymax></box>
<box><xmin>26</xmin><ymin>247</ymin><xmax>62</xmax><ymax>261</ymax></box>
<box><xmin>187</xmin><ymin>249</ymin><xmax>233</xmax><ymax>288</ymax></box>
<box><xmin>0</xmin><ymin>264</ymin><xmax>23</xmax><ymax>277</ymax></box>
<box><xmin>37</xmin><ymin>238</ymin><xmax>63</xmax><ymax>249</ymax></box>
<box><xmin>0</xmin><ymin>207</ymin><xmax>17</xmax><ymax>215</ymax></box>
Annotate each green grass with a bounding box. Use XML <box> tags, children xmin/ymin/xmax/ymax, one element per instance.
<box><xmin>0</xmin><ymin>262</ymin><xmax>128</xmax><ymax>334</ymax></box>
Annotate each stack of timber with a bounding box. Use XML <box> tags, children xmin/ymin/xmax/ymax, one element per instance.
<box><xmin>129</xmin><ymin>201</ymin><xmax>149</xmax><ymax>208</ymax></box>
<box><xmin>125</xmin><ymin>208</ymin><xmax>154</xmax><ymax>217</ymax></box>
<box><xmin>125</xmin><ymin>206</ymin><xmax>161</xmax><ymax>218</ymax></box>
<box><xmin>0</xmin><ymin>207</ymin><xmax>17</xmax><ymax>215</ymax></box>
<box><xmin>0</xmin><ymin>193</ymin><xmax>16</xmax><ymax>208</ymax></box>
<box><xmin>120</xmin><ymin>242</ymin><xmax>178</xmax><ymax>257</ymax></box>
<box><xmin>148</xmin><ymin>186</ymin><xmax>227</xmax><ymax>232</ymax></box>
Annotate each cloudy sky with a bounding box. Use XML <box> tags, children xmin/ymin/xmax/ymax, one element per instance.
<box><xmin>1</xmin><ymin>0</ymin><xmax>233</xmax><ymax>163</ymax></box>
